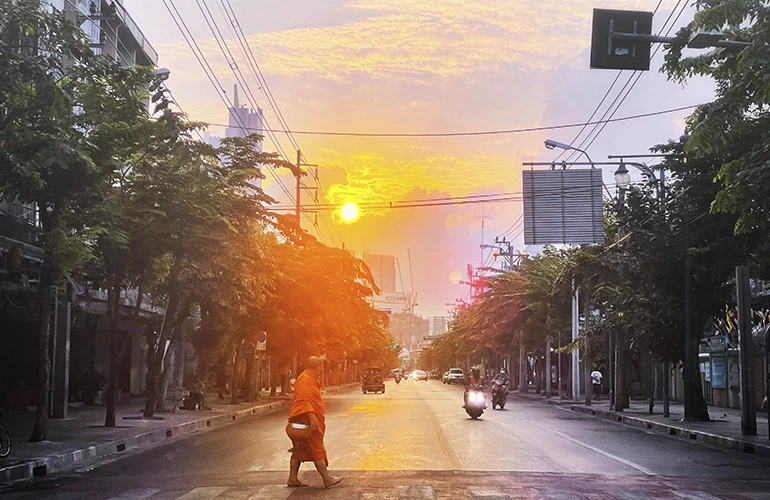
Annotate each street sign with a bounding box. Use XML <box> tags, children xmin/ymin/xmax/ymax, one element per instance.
<box><xmin>256</xmin><ymin>331</ymin><xmax>267</xmax><ymax>351</ymax></box>
<box><xmin>590</xmin><ymin>9</ymin><xmax>653</xmax><ymax>70</ymax></box>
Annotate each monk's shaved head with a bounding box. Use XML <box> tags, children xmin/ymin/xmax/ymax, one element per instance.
<box><xmin>307</xmin><ymin>356</ymin><xmax>324</xmax><ymax>371</ymax></box>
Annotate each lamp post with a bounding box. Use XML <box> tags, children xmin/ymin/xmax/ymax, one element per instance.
<box><xmin>544</xmin><ymin>139</ymin><xmax>596</xmax><ymax>168</ymax></box>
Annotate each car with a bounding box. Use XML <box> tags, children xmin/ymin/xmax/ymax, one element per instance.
<box><xmin>446</xmin><ymin>368</ymin><xmax>464</xmax><ymax>384</ymax></box>
<box><xmin>429</xmin><ymin>371</ymin><xmax>440</xmax><ymax>379</ymax></box>
<box><xmin>442</xmin><ymin>371</ymin><xmax>450</xmax><ymax>384</ymax></box>
<box><xmin>416</xmin><ymin>370</ymin><xmax>428</xmax><ymax>381</ymax></box>
<box><xmin>362</xmin><ymin>366</ymin><xmax>385</xmax><ymax>394</ymax></box>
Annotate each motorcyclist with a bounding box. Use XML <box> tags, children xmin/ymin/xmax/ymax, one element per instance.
<box><xmin>463</xmin><ymin>366</ymin><xmax>485</xmax><ymax>408</ymax></box>
<box><xmin>492</xmin><ymin>369</ymin><xmax>510</xmax><ymax>385</ymax></box>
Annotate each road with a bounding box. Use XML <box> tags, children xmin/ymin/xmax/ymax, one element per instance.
<box><xmin>2</xmin><ymin>379</ymin><xmax>769</xmax><ymax>499</ymax></box>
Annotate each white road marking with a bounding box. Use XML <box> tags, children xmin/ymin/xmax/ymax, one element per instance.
<box><xmin>106</xmin><ymin>489</ymin><xmax>161</xmax><ymax>500</ymax></box>
<box><xmin>468</xmin><ymin>485</ymin><xmax>507</xmax><ymax>498</ymax></box>
<box><xmin>511</xmin><ymin>414</ymin><xmax>657</xmax><ymax>476</ymax></box>
<box><xmin>174</xmin><ymin>487</ymin><xmax>229</xmax><ymax>500</ymax></box>
<box><xmin>247</xmin><ymin>464</ymin><xmax>263</xmax><ymax>471</ymax></box>
<box><xmin>247</xmin><ymin>484</ymin><xmax>293</xmax><ymax>499</ymax></box>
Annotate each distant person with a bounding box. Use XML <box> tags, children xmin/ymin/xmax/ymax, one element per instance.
<box><xmin>591</xmin><ymin>369</ymin><xmax>603</xmax><ymax>399</ymax></box>
<box><xmin>286</xmin><ymin>356</ymin><xmax>343</xmax><ymax>489</ymax></box>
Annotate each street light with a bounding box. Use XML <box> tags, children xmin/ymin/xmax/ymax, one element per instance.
<box><xmin>613</xmin><ymin>162</ymin><xmax>631</xmax><ymax>189</ymax></box>
<box><xmin>544</xmin><ymin>139</ymin><xmax>595</xmax><ymax>168</ymax></box>
<box><xmin>154</xmin><ymin>67</ymin><xmax>171</xmax><ymax>81</ymax></box>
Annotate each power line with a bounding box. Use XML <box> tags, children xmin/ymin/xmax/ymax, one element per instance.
<box><xmin>217</xmin><ymin>0</ymin><xmax>342</xmax><ymax>246</ymax></box>
<box><xmin>162</xmin><ymin>0</ymin><xmax>306</xmax><ymax>229</ymax></box>
<box><xmin>553</xmin><ymin>0</ymin><xmax>665</xmax><ymax>163</ymax></box>
<box><xmin>268</xmin><ymin>182</ymin><xmax>648</xmax><ymax>212</ymax></box>
<box><xmin>563</xmin><ymin>0</ymin><xmax>686</xmax><ymax>163</ymax></box>
<box><xmin>580</xmin><ymin>0</ymin><xmax>689</xmax><ymax>154</ymax></box>
<box><xmin>198</xmin><ymin>104</ymin><xmax>700</xmax><ymax>138</ymax></box>
<box><xmin>185</xmin><ymin>0</ymin><xmax>323</xmax><ymax>239</ymax></box>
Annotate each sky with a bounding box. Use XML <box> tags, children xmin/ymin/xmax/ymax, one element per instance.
<box><xmin>125</xmin><ymin>0</ymin><xmax>716</xmax><ymax>318</ymax></box>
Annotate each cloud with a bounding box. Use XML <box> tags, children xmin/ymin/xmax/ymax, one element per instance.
<box><xmin>157</xmin><ymin>0</ymin><xmax>653</xmax><ymax>83</ymax></box>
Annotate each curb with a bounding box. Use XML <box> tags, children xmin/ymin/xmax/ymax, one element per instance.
<box><xmin>0</xmin><ymin>399</ymin><xmax>288</xmax><ymax>484</ymax></box>
<box><xmin>512</xmin><ymin>393</ymin><xmax>577</xmax><ymax>406</ymax></box>
<box><xmin>566</xmin><ymin>404</ymin><xmax>770</xmax><ymax>458</ymax></box>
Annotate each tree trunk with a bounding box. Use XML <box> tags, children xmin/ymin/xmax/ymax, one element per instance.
<box><xmin>231</xmin><ymin>341</ymin><xmax>243</xmax><ymax>404</ymax></box>
<box><xmin>29</xmin><ymin>268</ymin><xmax>52</xmax><ymax>442</ymax></box>
<box><xmin>29</xmin><ymin>207</ymin><xmax>58</xmax><ymax>442</ymax></box>
<box><xmin>157</xmin><ymin>339</ymin><xmax>176</xmax><ymax>411</ymax></box>
<box><xmin>105</xmin><ymin>279</ymin><xmax>122</xmax><ymax>427</ymax></box>
<box><xmin>143</xmin><ymin>285</ymin><xmax>180</xmax><ymax>418</ymax></box>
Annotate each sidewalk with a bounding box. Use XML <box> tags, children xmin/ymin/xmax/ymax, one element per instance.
<box><xmin>513</xmin><ymin>391</ymin><xmax>770</xmax><ymax>457</ymax></box>
<box><xmin>0</xmin><ymin>383</ymin><xmax>357</xmax><ymax>484</ymax></box>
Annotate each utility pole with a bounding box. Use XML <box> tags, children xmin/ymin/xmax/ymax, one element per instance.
<box><xmin>614</xmin><ymin>185</ymin><xmax>627</xmax><ymax>411</ymax></box>
<box><xmin>294</xmin><ymin>149</ymin><xmax>318</xmax><ymax>232</ymax></box>
<box><xmin>296</xmin><ymin>150</ymin><xmax>301</xmax><ymax>226</ymax></box>
<box><xmin>571</xmin><ymin>280</ymin><xmax>580</xmax><ymax>402</ymax></box>
<box><xmin>682</xmin><ymin>203</ymin><xmax>696</xmax><ymax>420</ymax></box>
<box><xmin>736</xmin><ymin>266</ymin><xmax>757</xmax><ymax>435</ymax></box>
<box><xmin>584</xmin><ymin>284</ymin><xmax>592</xmax><ymax>406</ymax></box>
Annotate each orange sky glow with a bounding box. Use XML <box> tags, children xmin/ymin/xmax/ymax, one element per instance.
<box><xmin>126</xmin><ymin>0</ymin><xmax>715</xmax><ymax>316</ymax></box>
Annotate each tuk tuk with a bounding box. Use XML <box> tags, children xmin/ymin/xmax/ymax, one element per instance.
<box><xmin>362</xmin><ymin>366</ymin><xmax>385</xmax><ymax>394</ymax></box>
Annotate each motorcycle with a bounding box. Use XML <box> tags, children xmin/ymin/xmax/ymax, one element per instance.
<box><xmin>491</xmin><ymin>379</ymin><xmax>508</xmax><ymax>410</ymax></box>
<box><xmin>464</xmin><ymin>384</ymin><xmax>486</xmax><ymax>419</ymax></box>
<box><xmin>394</xmin><ymin>374</ymin><xmax>401</xmax><ymax>385</ymax></box>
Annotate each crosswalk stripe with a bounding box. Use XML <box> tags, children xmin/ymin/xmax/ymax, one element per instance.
<box><xmin>175</xmin><ymin>487</ymin><xmax>229</xmax><ymax>500</ymax></box>
<box><xmin>247</xmin><ymin>484</ymin><xmax>293</xmax><ymax>500</ymax></box>
<box><xmin>107</xmin><ymin>490</ymin><xmax>161</xmax><ymax>500</ymax></box>
<box><xmin>468</xmin><ymin>486</ymin><xmax>507</xmax><ymax>499</ymax></box>
<box><xmin>397</xmin><ymin>485</ymin><xmax>435</xmax><ymax>499</ymax></box>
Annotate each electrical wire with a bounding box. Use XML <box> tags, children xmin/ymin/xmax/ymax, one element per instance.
<box><xmin>579</xmin><ymin>0</ymin><xmax>689</xmax><ymax>154</ymax></box>
<box><xmin>162</xmin><ymin>0</ymin><xmax>307</xmax><ymax>228</ymax></box>
<box><xmin>215</xmin><ymin>0</ymin><xmax>343</xmax><ymax>246</ymax></box>
<box><xmin>185</xmin><ymin>0</ymin><xmax>322</xmax><ymax>238</ymax></box>
<box><xmin>562</xmin><ymin>0</ymin><xmax>687</xmax><ymax>163</ymax></box>
<box><xmin>199</xmin><ymin>104</ymin><xmax>700</xmax><ymax>138</ymax></box>
<box><xmin>553</xmin><ymin>0</ymin><xmax>667</xmax><ymax>163</ymax></box>
<box><xmin>268</xmin><ymin>182</ymin><xmax>643</xmax><ymax>212</ymax></box>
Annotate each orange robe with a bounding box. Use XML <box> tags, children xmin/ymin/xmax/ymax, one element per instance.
<box><xmin>288</xmin><ymin>369</ymin><xmax>327</xmax><ymax>464</ymax></box>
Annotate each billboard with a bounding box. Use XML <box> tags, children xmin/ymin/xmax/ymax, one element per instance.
<box><xmin>523</xmin><ymin>169</ymin><xmax>604</xmax><ymax>245</ymax></box>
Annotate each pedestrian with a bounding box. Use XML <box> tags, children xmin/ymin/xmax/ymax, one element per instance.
<box><xmin>591</xmin><ymin>368</ymin><xmax>603</xmax><ymax>399</ymax></box>
<box><xmin>286</xmin><ymin>356</ymin><xmax>343</xmax><ymax>489</ymax></box>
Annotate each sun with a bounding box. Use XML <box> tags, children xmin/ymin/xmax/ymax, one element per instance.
<box><xmin>340</xmin><ymin>202</ymin><xmax>360</xmax><ymax>222</ymax></box>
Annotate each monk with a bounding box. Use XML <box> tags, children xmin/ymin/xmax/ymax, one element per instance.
<box><xmin>287</xmin><ymin>356</ymin><xmax>343</xmax><ymax>488</ymax></box>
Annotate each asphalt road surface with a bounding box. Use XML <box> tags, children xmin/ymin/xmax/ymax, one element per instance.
<box><xmin>2</xmin><ymin>379</ymin><xmax>769</xmax><ymax>499</ymax></box>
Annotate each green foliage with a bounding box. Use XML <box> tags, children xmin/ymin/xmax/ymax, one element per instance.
<box><xmin>662</xmin><ymin>0</ymin><xmax>770</xmax><ymax>234</ymax></box>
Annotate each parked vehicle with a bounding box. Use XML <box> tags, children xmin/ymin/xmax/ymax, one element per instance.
<box><xmin>362</xmin><ymin>366</ymin><xmax>385</xmax><ymax>394</ymax></box>
<box><xmin>446</xmin><ymin>368</ymin><xmax>464</xmax><ymax>384</ymax></box>
<box><xmin>491</xmin><ymin>379</ymin><xmax>508</xmax><ymax>410</ymax></box>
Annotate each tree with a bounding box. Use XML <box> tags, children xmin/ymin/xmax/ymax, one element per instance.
<box><xmin>0</xmin><ymin>1</ymin><xmax>156</xmax><ymax>439</ymax></box>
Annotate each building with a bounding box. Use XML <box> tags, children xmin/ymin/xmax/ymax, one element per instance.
<box><xmin>431</xmin><ymin>316</ymin><xmax>448</xmax><ymax>337</ymax></box>
<box><xmin>205</xmin><ymin>85</ymin><xmax>265</xmax><ymax>188</ymax></box>
<box><xmin>1</xmin><ymin>0</ymin><xmax>161</xmax><ymax>411</ymax></box>
<box><xmin>388</xmin><ymin>312</ymin><xmax>429</xmax><ymax>355</ymax></box>
<box><xmin>363</xmin><ymin>252</ymin><xmax>396</xmax><ymax>293</ymax></box>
